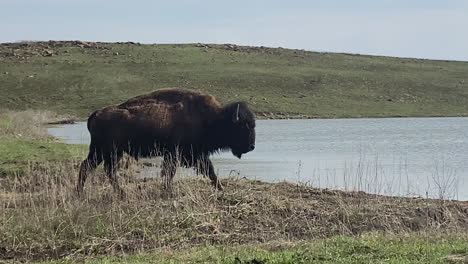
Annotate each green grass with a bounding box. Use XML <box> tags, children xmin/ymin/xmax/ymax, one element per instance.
<box><xmin>0</xmin><ymin>138</ymin><xmax>87</xmax><ymax>176</ymax></box>
<box><xmin>35</xmin><ymin>233</ymin><xmax>468</xmax><ymax>264</ymax></box>
<box><xmin>1</xmin><ymin>41</ymin><xmax>468</xmax><ymax>119</ymax></box>
<box><xmin>0</xmin><ymin>111</ymin><xmax>87</xmax><ymax>176</ymax></box>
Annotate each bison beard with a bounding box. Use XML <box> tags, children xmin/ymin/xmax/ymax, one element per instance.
<box><xmin>77</xmin><ymin>88</ymin><xmax>256</xmax><ymax>197</ymax></box>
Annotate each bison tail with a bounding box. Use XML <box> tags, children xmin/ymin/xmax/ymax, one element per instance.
<box><xmin>87</xmin><ymin>110</ymin><xmax>99</xmax><ymax>132</ymax></box>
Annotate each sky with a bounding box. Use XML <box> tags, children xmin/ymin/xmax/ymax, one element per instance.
<box><xmin>1</xmin><ymin>0</ymin><xmax>468</xmax><ymax>61</ymax></box>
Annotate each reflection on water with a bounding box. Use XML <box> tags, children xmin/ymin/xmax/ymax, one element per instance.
<box><xmin>48</xmin><ymin>118</ymin><xmax>468</xmax><ymax>200</ymax></box>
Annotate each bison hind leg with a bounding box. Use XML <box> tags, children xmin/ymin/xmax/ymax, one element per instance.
<box><xmin>77</xmin><ymin>149</ymin><xmax>103</xmax><ymax>196</ymax></box>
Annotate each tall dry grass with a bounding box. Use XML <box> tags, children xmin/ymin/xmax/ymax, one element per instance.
<box><xmin>301</xmin><ymin>153</ymin><xmax>462</xmax><ymax>201</ymax></box>
<box><xmin>0</xmin><ymin>109</ymin><xmax>71</xmax><ymax>139</ymax></box>
<box><xmin>1</xmin><ymin>159</ymin><xmax>468</xmax><ymax>261</ymax></box>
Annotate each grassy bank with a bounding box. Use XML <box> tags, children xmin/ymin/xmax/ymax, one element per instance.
<box><xmin>0</xmin><ymin>138</ymin><xmax>86</xmax><ymax>176</ymax></box>
<box><xmin>1</xmin><ymin>166</ymin><xmax>468</xmax><ymax>262</ymax></box>
<box><xmin>1</xmin><ymin>41</ymin><xmax>468</xmax><ymax>119</ymax></box>
<box><xmin>0</xmin><ymin>110</ymin><xmax>87</xmax><ymax>176</ymax></box>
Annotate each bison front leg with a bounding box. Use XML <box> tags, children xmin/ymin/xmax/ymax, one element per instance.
<box><xmin>161</xmin><ymin>154</ymin><xmax>178</xmax><ymax>189</ymax></box>
<box><xmin>197</xmin><ymin>157</ymin><xmax>223</xmax><ymax>190</ymax></box>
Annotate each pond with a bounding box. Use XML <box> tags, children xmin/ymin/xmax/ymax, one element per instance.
<box><xmin>48</xmin><ymin>118</ymin><xmax>468</xmax><ymax>200</ymax></box>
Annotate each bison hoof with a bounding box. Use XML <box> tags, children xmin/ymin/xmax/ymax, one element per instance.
<box><xmin>213</xmin><ymin>182</ymin><xmax>224</xmax><ymax>191</ymax></box>
<box><xmin>76</xmin><ymin>186</ymin><xmax>85</xmax><ymax>198</ymax></box>
<box><xmin>118</xmin><ymin>191</ymin><xmax>127</xmax><ymax>200</ymax></box>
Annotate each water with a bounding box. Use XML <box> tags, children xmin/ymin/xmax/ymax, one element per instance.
<box><xmin>48</xmin><ymin>118</ymin><xmax>468</xmax><ymax>200</ymax></box>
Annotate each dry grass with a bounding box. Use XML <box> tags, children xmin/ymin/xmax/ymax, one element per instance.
<box><xmin>0</xmin><ymin>109</ymin><xmax>75</xmax><ymax>139</ymax></box>
<box><xmin>1</xmin><ymin>160</ymin><xmax>468</xmax><ymax>261</ymax></box>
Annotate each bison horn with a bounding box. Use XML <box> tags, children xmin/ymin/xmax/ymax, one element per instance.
<box><xmin>235</xmin><ymin>104</ymin><xmax>240</xmax><ymax>122</ymax></box>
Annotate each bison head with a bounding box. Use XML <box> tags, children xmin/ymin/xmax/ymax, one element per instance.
<box><xmin>224</xmin><ymin>102</ymin><xmax>256</xmax><ymax>159</ymax></box>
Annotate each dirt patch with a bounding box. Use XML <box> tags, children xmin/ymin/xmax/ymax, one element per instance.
<box><xmin>446</xmin><ymin>254</ymin><xmax>468</xmax><ymax>263</ymax></box>
<box><xmin>47</xmin><ymin>119</ymin><xmax>76</xmax><ymax>125</ymax></box>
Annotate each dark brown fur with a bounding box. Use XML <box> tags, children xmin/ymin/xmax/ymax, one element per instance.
<box><xmin>77</xmin><ymin>88</ymin><xmax>256</xmax><ymax>196</ymax></box>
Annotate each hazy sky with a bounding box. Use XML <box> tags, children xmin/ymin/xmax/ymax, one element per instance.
<box><xmin>2</xmin><ymin>0</ymin><xmax>467</xmax><ymax>61</ymax></box>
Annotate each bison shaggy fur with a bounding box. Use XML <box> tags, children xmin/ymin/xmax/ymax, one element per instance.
<box><xmin>77</xmin><ymin>88</ymin><xmax>256</xmax><ymax>195</ymax></box>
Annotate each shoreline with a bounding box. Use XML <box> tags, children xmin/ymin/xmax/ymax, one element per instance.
<box><xmin>1</xmin><ymin>175</ymin><xmax>468</xmax><ymax>261</ymax></box>
<box><xmin>47</xmin><ymin>114</ymin><xmax>468</xmax><ymax>125</ymax></box>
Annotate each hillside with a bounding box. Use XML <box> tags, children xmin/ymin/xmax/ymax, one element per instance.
<box><xmin>1</xmin><ymin>41</ymin><xmax>468</xmax><ymax>119</ymax></box>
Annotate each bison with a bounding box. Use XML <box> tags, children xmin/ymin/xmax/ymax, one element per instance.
<box><xmin>77</xmin><ymin>88</ymin><xmax>256</xmax><ymax>196</ymax></box>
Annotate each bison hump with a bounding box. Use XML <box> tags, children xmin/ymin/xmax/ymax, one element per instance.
<box><xmin>124</xmin><ymin>102</ymin><xmax>183</xmax><ymax>129</ymax></box>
